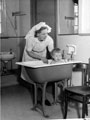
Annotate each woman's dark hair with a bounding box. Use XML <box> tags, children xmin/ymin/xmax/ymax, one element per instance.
<box><xmin>34</xmin><ymin>26</ymin><xmax>48</xmax><ymax>37</ymax></box>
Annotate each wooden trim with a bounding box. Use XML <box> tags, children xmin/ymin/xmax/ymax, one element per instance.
<box><xmin>0</xmin><ymin>36</ymin><xmax>25</xmax><ymax>39</ymax></box>
<box><xmin>54</xmin><ymin>0</ymin><xmax>57</xmax><ymax>47</ymax></box>
<box><xmin>30</xmin><ymin>0</ymin><xmax>37</xmax><ymax>26</ymax></box>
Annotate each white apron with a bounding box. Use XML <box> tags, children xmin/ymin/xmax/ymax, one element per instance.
<box><xmin>21</xmin><ymin>35</ymin><xmax>54</xmax><ymax>83</ymax></box>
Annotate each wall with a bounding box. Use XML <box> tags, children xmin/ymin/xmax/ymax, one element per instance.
<box><xmin>57</xmin><ymin>35</ymin><xmax>90</xmax><ymax>63</ymax></box>
<box><xmin>1</xmin><ymin>0</ymin><xmax>31</xmax><ymax>65</ymax></box>
<box><xmin>1</xmin><ymin>0</ymin><xmax>31</xmax><ymax>87</ymax></box>
<box><xmin>56</xmin><ymin>0</ymin><xmax>90</xmax><ymax>85</ymax></box>
<box><xmin>57</xmin><ymin>0</ymin><xmax>74</xmax><ymax>34</ymax></box>
<box><xmin>19</xmin><ymin>0</ymin><xmax>31</xmax><ymax>36</ymax></box>
<box><xmin>1</xmin><ymin>0</ymin><xmax>90</xmax><ymax>86</ymax></box>
<box><xmin>1</xmin><ymin>0</ymin><xmax>20</xmax><ymax>70</ymax></box>
<box><xmin>18</xmin><ymin>0</ymin><xmax>31</xmax><ymax>61</ymax></box>
<box><xmin>33</xmin><ymin>0</ymin><xmax>57</xmax><ymax>46</ymax></box>
<box><xmin>57</xmin><ymin>35</ymin><xmax>90</xmax><ymax>85</ymax></box>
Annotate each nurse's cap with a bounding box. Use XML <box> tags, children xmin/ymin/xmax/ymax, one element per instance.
<box><xmin>25</xmin><ymin>22</ymin><xmax>52</xmax><ymax>39</ymax></box>
<box><xmin>35</xmin><ymin>22</ymin><xmax>52</xmax><ymax>33</ymax></box>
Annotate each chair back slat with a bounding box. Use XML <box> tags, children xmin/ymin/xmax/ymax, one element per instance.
<box><xmin>86</xmin><ymin>58</ymin><xmax>90</xmax><ymax>86</ymax></box>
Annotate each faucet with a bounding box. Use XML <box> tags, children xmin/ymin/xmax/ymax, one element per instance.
<box><xmin>66</xmin><ymin>44</ymin><xmax>76</xmax><ymax>61</ymax></box>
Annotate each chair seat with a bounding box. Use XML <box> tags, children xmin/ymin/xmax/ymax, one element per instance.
<box><xmin>66</xmin><ymin>86</ymin><xmax>90</xmax><ymax>96</ymax></box>
<box><xmin>64</xmin><ymin>59</ymin><xmax>90</xmax><ymax>118</ymax></box>
<box><xmin>64</xmin><ymin>86</ymin><xmax>90</xmax><ymax>118</ymax></box>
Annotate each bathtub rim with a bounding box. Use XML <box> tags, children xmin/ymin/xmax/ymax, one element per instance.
<box><xmin>16</xmin><ymin>60</ymin><xmax>84</xmax><ymax>68</ymax></box>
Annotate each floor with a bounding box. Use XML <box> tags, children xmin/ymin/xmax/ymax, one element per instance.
<box><xmin>1</xmin><ymin>83</ymin><xmax>90</xmax><ymax>120</ymax></box>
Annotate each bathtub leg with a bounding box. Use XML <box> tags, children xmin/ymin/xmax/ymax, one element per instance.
<box><xmin>54</xmin><ymin>82</ymin><xmax>58</xmax><ymax>103</ymax></box>
<box><xmin>34</xmin><ymin>83</ymin><xmax>37</xmax><ymax>107</ymax></box>
<box><xmin>42</xmin><ymin>82</ymin><xmax>49</xmax><ymax>118</ymax></box>
<box><xmin>31</xmin><ymin>82</ymin><xmax>49</xmax><ymax>117</ymax></box>
<box><xmin>54</xmin><ymin>81</ymin><xmax>64</xmax><ymax>104</ymax></box>
<box><xmin>31</xmin><ymin>83</ymin><xmax>38</xmax><ymax>111</ymax></box>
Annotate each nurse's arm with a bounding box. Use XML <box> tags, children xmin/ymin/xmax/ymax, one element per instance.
<box><xmin>26</xmin><ymin>50</ymin><xmax>48</xmax><ymax>63</ymax></box>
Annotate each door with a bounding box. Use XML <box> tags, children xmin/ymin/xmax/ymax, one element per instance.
<box><xmin>31</xmin><ymin>0</ymin><xmax>57</xmax><ymax>46</ymax></box>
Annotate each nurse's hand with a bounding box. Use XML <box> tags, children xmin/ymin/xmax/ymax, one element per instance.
<box><xmin>41</xmin><ymin>57</ymin><xmax>48</xmax><ymax>64</ymax></box>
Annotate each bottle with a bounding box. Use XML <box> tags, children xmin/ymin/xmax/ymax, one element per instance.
<box><xmin>89</xmin><ymin>58</ymin><xmax>90</xmax><ymax>64</ymax></box>
<box><xmin>62</xmin><ymin>50</ymin><xmax>65</xmax><ymax>59</ymax></box>
<box><xmin>10</xmin><ymin>49</ymin><xmax>12</xmax><ymax>54</ymax></box>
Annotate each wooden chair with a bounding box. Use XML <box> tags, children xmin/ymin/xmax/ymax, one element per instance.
<box><xmin>64</xmin><ymin>59</ymin><xmax>90</xmax><ymax>118</ymax></box>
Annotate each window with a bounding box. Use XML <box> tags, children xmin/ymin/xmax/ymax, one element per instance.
<box><xmin>0</xmin><ymin>1</ymin><xmax>1</xmax><ymax>33</ymax></box>
<box><xmin>79</xmin><ymin>0</ymin><xmax>90</xmax><ymax>34</ymax></box>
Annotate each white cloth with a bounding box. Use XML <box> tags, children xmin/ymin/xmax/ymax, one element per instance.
<box><xmin>25</xmin><ymin>22</ymin><xmax>51</xmax><ymax>40</ymax></box>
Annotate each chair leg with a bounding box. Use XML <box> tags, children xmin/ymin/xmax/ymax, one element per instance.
<box><xmin>82</xmin><ymin>97</ymin><xmax>86</xmax><ymax>118</ymax></box>
<box><xmin>64</xmin><ymin>91</ymin><xmax>68</xmax><ymax>119</ymax></box>
<box><xmin>85</xmin><ymin>104</ymin><xmax>88</xmax><ymax>116</ymax></box>
<box><xmin>75</xmin><ymin>102</ymin><xmax>81</xmax><ymax>118</ymax></box>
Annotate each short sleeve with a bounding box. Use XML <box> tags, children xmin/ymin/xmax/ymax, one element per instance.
<box><xmin>47</xmin><ymin>36</ymin><xmax>54</xmax><ymax>52</ymax></box>
<box><xmin>25</xmin><ymin>37</ymin><xmax>35</xmax><ymax>52</ymax></box>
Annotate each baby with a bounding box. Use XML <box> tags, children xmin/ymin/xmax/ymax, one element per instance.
<box><xmin>50</xmin><ymin>48</ymin><xmax>68</xmax><ymax>102</ymax></box>
<box><xmin>50</xmin><ymin>48</ymin><xmax>65</xmax><ymax>64</ymax></box>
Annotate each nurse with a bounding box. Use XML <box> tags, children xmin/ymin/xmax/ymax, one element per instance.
<box><xmin>21</xmin><ymin>22</ymin><xmax>54</xmax><ymax>105</ymax></box>
<box><xmin>22</xmin><ymin>22</ymin><xmax>54</xmax><ymax>63</ymax></box>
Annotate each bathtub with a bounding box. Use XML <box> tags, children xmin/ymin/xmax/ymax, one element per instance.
<box><xmin>16</xmin><ymin>60</ymin><xmax>82</xmax><ymax>117</ymax></box>
<box><xmin>16</xmin><ymin>60</ymin><xmax>82</xmax><ymax>83</ymax></box>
